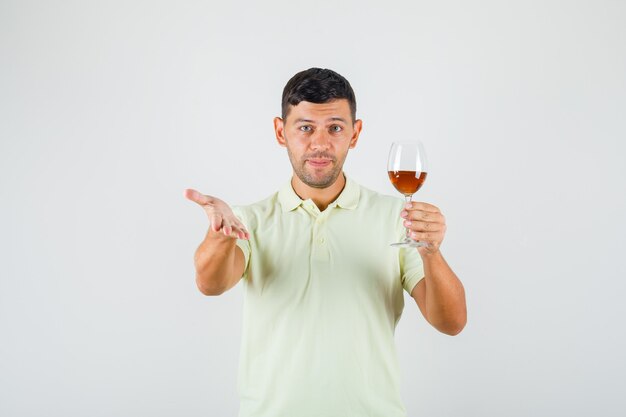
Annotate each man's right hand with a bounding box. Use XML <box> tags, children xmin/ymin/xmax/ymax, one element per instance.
<box><xmin>184</xmin><ymin>189</ymin><xmax>249</xmax><ymax>240</ymax></box>
<box><xmin>184</xmin><ymin>189</ymin><xmax>248</xmax><ymax>295</ymax></box>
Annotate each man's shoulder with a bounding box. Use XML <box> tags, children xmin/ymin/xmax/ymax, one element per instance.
<box><xmin>350</xmin><ymin>180</ymin><xmax>405</xmax><ymax>234</ymax></box>
<box><xmin>354</xmin><ymin>181</ymin><xmax>404</xmax><ymax>210</ymax></box>
<box><xmin>232</xmin><ymin>190</ymin><xmax>282</xmax><ymax>223</ymax></box>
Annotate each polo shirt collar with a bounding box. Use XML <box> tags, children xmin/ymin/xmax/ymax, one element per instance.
<box><xmin>278</xmin><ymin>174</ymin><xmax>360</xmax><ymax>212</ymax></box>
<box><xmin>278</xmin><ymin>179</ymin><xmax>303</xmax><ymax>212</ymax></box>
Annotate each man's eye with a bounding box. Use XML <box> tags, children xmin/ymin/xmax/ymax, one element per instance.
<box><xmin>330</xmin><ymin>125</ymin><xmax>343</xmax><ymax>132</ymax></box>
<box><xmin>299</xmin><ymin>126</ymin><xmax>312</xmax><ymax>132</ymax></box>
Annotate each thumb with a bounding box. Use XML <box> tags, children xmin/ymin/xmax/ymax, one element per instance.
<box><xmin>184</xmin><ymin>189</ymin><xmax>212</xmax><ymax>206</ymax></box>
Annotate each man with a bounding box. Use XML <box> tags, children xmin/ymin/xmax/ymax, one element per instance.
<box><xmin>185</xmin><ymin>68</ymin><xmax>467</xmax><ymax>417</ymax></box>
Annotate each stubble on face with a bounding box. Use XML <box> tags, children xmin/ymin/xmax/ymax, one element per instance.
<box><xmin>286</xmin><ymin>146</ymin><xmax>345</xmax><ymax>189</ymax></box>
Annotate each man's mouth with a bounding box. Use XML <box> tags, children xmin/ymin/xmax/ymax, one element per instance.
<box><xmin>306</xmin><ymin>159</ymin><xmax>332</xmax><ymax>167</ymax></box>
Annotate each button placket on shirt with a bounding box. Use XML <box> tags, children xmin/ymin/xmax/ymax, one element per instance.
<box><xmin>316</xmin><ymin>216</ymin><xmax>326</xmax><ymax>244</ymax></box>
<box><xmin>311</xmin><ymin>209</ymin><xmax>329</xmax><ymax>262</ymax></box>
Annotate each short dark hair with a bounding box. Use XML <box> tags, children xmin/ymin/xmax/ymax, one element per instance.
<box><xmin>281</xmin><ymin>68</ymin><xmax>357</xmax><ymax>122</ymax></box>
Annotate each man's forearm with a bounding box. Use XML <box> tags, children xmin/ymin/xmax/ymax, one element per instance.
<box><xmin>421</xmin><ymin>251</ymin><xmax>467</xmax><ymax>335</ymax></box>
<box><xmin>194</xmin><ymin>230</ymin><xmax>239</xmax><ymax>295</ymax></box>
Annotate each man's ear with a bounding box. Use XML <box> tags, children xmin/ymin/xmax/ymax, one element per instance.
<box><xmin>349</xmin><ymin>119</ymin><xmax>363</xmax><ymax>149</ymax></box>
<box><xmin>274</xmin><ymin>117</ymin><xmax>286</xmax><ymax>147</ymax></box>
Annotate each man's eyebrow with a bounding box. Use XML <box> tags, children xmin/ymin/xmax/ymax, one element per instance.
<box><xmin>293</xmin><ymin>117</ymin><xmax>348</xmax><ymax>124</ymax></box>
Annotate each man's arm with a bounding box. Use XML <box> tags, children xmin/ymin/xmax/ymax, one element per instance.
<box><xmin>402</xmin><ymin>201</ymin><xmax>467</xmax><ymax>335</ymax></box>
<box><xmin>411</xmin><ymin>251</ymin><xmax>467</xmax><ymax>335</ymax></box>
<box><xmin>185</xmin><ymin>189</ymin><xmax>249</xmax><ymax>296</ymax></box>
<box><xmin>193</xmin><ymin>230</ymin><xmax>246</xmax><ymax>295</ymax></box>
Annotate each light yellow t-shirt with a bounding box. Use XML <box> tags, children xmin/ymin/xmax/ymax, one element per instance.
<box><xmin>233</xmin><ymin>175</ymin><xmax>425</xmax><ymax>417</ymax></box>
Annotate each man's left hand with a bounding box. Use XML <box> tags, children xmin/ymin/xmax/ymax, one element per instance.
<box><xmin>400</xmin><ymin>202</ymin><xmax>447</xmax><ymax>256</ymax></box>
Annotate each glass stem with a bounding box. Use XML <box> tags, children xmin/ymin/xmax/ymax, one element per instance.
<box><xmin>405</xmin><ymin>194</ymin><xmax>412</xmax><ymax>240</ymax></box>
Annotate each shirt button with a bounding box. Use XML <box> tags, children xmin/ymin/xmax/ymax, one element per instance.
<box><xmin>319</xmin><ymin>237</ymin><xmax>325</xmax><ymax>244</ymax></box>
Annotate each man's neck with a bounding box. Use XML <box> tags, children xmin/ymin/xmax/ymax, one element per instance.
<box><xmin>291</xmin><ymin>173</ymin><xmax>346</xmax><ymax>212</ymax></box>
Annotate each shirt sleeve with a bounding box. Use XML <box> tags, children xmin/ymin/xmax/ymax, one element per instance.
<box><xmin>400</xmin><ymin>247</ymin><xmax>425</xmax><ymax>294</ymax></box>
<box><xmin>231</xmin><ymin>206</ymin><xmax>251</xmax><ymax>279</ymax></box>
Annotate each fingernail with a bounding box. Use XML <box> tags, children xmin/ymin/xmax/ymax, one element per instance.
<box><xmin>404</xmin><ymin>220</ymin><xmax>412</xmax><ymax>226</ymax></box>
<box><xmin>405</xmin><ymin>203</ymin><xmax>412</xmax><ymax>209</ymax></box>
<box><xmin>401</xmin><ymin>211</ymin><xmax>408</xmax><ymax>217</ymax></box>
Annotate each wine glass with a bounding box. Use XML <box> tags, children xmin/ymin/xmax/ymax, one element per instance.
<box><xmin>388</xmin><ymin>141</ymin><xmax>429</xmax><ymax>248</ymax></box>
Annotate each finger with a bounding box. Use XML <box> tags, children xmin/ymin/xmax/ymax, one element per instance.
<box><xmin>404</xmin><ymin>201</ymin><xmax>440</xmax><ymax>213</ymax></box>
<box><xmin>404</xmin><ymin>220</ymin><xmax>445</xmax><ymax>232</ymax></box>
<box><xmin>209</xmin><ymin>213</ymin><xmax>223</xmax><ymax>232</ymax></box>
<box><xmin>405</xmin><ymin>210</ymin><xmax>445</xmax><ymax>222</ymax></box>
<box><xmin>232</xmin><ymin>220</ymin><xmax>249</xmax><ymax>235</ymax></box>
<box><xmin>184</xmin><ymin>189</ymin><xmax>212</xmax><ymax>206</ymax></box>
<box><xmin>232</xmin><ymin>225</ymin><xmax>249</xmax><ymax>240</ymax></box>
<box><xmin>222</xmin><ymin>218</ymin><xmax>232</xmax><ymax>236</ymax></box>
<box><xmin>410</xmin><ymin>231</ymin><xmax>441</xmax><ymax>242</ymax></box>
<box><xmin>232</xmin><ymin>225</ymin><xmax>249</xmax><ymax>239</ymax></box>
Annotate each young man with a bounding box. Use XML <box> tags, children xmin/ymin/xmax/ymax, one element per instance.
<box><xmin>185</xmin><ymin>68</ymin><xmax>466</xmax><ymax>417</ymax></box>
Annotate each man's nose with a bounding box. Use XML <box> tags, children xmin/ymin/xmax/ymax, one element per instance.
<box><xmin>310</xmin><ymin>129</ymin><xmax>331</xmax><ymax>150</ymax></box>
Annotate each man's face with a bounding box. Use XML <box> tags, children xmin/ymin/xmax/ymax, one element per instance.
<box><xmin>274</xmin><ymin>99</ymin><xmax>362</xmax><ymax>189</ymax></box>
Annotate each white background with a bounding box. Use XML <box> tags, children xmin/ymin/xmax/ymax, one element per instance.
<box><xmin>1</xmin><ymin>1</ymin><xmax>625</xmax><ymax>416</ymax></box>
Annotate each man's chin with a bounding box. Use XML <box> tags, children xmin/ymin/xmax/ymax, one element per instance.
<box><xmin>307</xmin><ymin>180</ymin><xmax>334</xmax><ymax>189</ymax></box>
<box><xmin>298</xmin><ymin>171</ymin><xmax>341</xmax><ymax>189</ymax></box>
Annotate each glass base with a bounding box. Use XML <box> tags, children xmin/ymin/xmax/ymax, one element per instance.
<box><xmin>390</xmin><ymin>238</ymin><xmax>429</xmax><ymax>248</ymax></box>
